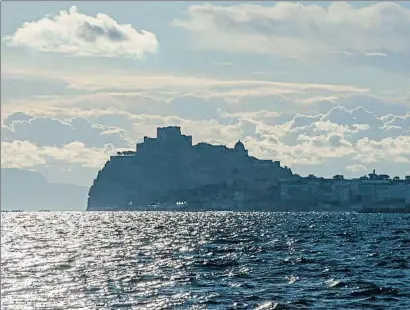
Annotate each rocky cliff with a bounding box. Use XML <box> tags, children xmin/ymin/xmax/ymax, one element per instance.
<box><xmin>87</xmin><ymin>127</ymin><xmax>294</xmax><ymax>211</ymax></box>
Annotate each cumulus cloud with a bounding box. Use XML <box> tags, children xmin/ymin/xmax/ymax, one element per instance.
<box><xmin>233</xmin><ymin>104</ymin><xmax>410</xmax><ymax>170</ymax></box>
<box><xmin>384</xmin><ymin>113</ymin><xmax>410</xmax><ymax>130</ymax></box>
<box><xmin>1</xmin><ymin>140</ymin><xmax>117</xmax><ymax>169</ymax></box>
<box><xmin>3</xmin><ymin>6</ymin><xmax>158</xmax><ymax>58</ymax></box>
<box><xmin>321</xmin><ymin>106</ymin><xmax>380</xmax><ymax>127</ymax></box>
<box><xmin>1</xmin><ymin>112</ymin><xmax>133</xmax><ymax>148</ymax></box>
<box><xmin>2</xmin><ymin>93</ymin><xmax>410</xmax><ymax>180</ymax></box>
<box><xmin>355</xmin><ymin>136</ymin><xmax>410</xmax><ymax>164</ymax></box>
<box><xmin>2</xmin><ymin>111</ymin><xmax>33</xmax><ymax>126</ymax></box>
<box><xmin>345</xmin><ymin>164</ymin><xmax>368</xmax><ymax>173</ymax></box>
<box><xmin>40</xmin><ymin>142</ymin><xmax>116</xmax><ymax>168</ymax></box>
<box><xmin>1</xmin><ymin>141</ymin><xmax>46</xmax><ymax>168</ymax></box>
<box><xmin>279</xmin><ymin>105</ymin><xmax>410</xmax><ymax>147</ymax></box>
<box><xmin>173</xmin><ymin>2</ymin><xmax>410</xmax><ymax>60</ymax></box>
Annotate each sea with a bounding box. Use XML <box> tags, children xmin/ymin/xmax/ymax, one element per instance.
<box><xmin>1</xmin><ymin>212</ymin><xmax>409</xmax><ymax>309</ymax></box>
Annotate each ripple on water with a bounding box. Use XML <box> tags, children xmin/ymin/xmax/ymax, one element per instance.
<box><xmin>1</xmin><ymin>212</ymin><xmax>410</xmax><ymax>309</ymax></box>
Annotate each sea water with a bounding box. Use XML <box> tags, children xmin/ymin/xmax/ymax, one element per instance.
<box><xmin>1</xmin><ymin>212</ymin><xmax>409</xmax><ymax>309</ymax></box>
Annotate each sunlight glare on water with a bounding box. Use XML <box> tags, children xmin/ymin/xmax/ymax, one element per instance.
<box><xmin>1</xmin><ymin>212</ymin><xmax>410</xmax><ymax>309</ymax></box>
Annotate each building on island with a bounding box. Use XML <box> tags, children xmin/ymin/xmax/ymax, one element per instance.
<box><xmin>89</xmin><ymin>126</ymin><xmax>292</xmax><ymax>211</ymax></box>
<box><xmin>88</xmin><ymin>126</ymin><xmax>410</xmax><ymax>211</ymax></box>
<box><xmin>279</xmin><ymin>169</ymin><xmax>410</xmax><ymax>211</ymax></box>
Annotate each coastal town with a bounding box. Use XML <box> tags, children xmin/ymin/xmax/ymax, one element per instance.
<box><xmin>88</xmin><ymin>126</ymin><xmax>410</xmax><ymax>212</ymax></box>
<box><xmin>280</xmin><ymin>171</ymin><xmax>410</xmax><ymax>212</ymax></box>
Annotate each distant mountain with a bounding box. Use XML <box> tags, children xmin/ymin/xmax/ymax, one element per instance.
<box><xmin>1</xmin><ymin>168</ymin><xmax>88</xmax><ymax>211</ymax></box>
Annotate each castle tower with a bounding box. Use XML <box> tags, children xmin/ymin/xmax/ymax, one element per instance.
<box><xmin>234</xmin><ymin>140</ymin><xmax>248</xmax><ymax>156</ymax></box>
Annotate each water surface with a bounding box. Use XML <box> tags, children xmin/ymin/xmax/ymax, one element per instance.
<box><xmin>1</xmin><ymin>212</ymin><xmax>409</xmax><ymax>309</ymax></box>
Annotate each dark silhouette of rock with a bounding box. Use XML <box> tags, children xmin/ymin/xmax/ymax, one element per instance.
<box><xmin>87</xmin><ymin>126</ymin><xmax>294</xmax><ymax>211</ymax></box>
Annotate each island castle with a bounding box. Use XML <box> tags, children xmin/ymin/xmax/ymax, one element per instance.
<box><xmin>87</xmin><ymin>126</ymin><xmax>293</xmax><ymax>211</ymax></box>
<box><xmin>87</xmin><ymin>126</ymin><xmax>410</xmax><ymax>211</ymax></box>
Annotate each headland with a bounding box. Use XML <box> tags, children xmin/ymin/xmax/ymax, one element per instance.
<box><xmin>87</xmin><ymin>126</ymin><xmax>410</xmax><ymax>212</ymax></box>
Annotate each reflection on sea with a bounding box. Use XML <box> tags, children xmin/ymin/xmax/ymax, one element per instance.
<box><xmin>1</xmin><ymin>212</ymin><xmax>410</xmax><ymax>309</ymax></box>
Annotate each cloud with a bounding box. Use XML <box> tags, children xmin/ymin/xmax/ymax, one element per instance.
<box><xmin>2</xmin><ymin>64</ymin><xmax>369</xmax><ymax>98</ymax></box>
<box><xmin>1</xmin><ymin>141</ymin><xmax>46</xmax><ymax>168</ymax></box>
<box><xmin>355</xmin><ymin>136</ymin><xmax>410</xmax><ymax>164</ymax></box>
<box><xmin>384</xmin><ymin>113</ymin><xmax>410</xmax><ymax>130</ymax></box>
<box><xmin>1</xmin><ymin>140</ymin><xmax>117</xmax><ymax>169</ymax></box>
<box><xmin>345</xmin><ymin>164</ymin><xmax>367</xmax><ymax>173</ymax></box>
<box><xmin>318</xmin><ymin>94</ymin><xmax>410</xmax><ymax>117</ymax></box>
<box><xmin>366</xmin><ymin>52</ymin><xmax>387</xmax><ymax>57</ymax></box>
<box><xmin>3</xmin><ymin>6</ymin><xmax>158</xmax><ymax>58</ymax></box>
<box><xmin>234</xmin><ymin>104</ymin><xmax>410</xmax><ymax>170</ymax></box>
<box><xmin>2</xmin><ymin>92</ymin><xmax>409</xmax><ymax>181</ymax></box>
<box><xmin>321</xmin><ymin>106</ymin><xmax>380</xmax><ymax>127</ymax></box>
<box><xmin>3</xmin><ymin>93</ymin><xmax>409</xmax><ymax>147</ymax></box>
<box><xmin>40</xmin><ymin>142</ymin><xmax>116</xmax><ymax>168</ymax></box>
<box><xmin>280</xmin><ymin>105</ymin><xmax>410</xmax><ymax>146</ymax></box>
<box><xmin>2</xmin><ymin>113</ymin><xmax>133</xmax><ymax>148</ymax></box>
<box><xmin>3</xmin><ymin>106</ymin><xmax>409</xmax><ymax>180</ymax></box>
<box><xmin>2</xmin><ymin>111</ymin><xmax>33</xmax><ymax>126</ymax></box>
<box><xmin>173</xmin><ymin>2</ymin><xmax>410</xmax><ymax>60</ymax></box>
<box><xmin>213</xmin><ymin>61</ymin><xmax>235</xmax><ymax>66</ymax></box>
<box><xmin>4</xmin><ymin>77</ymin><xmax>385</xmax><ymax>132</ymax></box>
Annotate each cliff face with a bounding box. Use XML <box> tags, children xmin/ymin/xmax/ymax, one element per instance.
<box><xmin>87</xmin><ymin>127</ymin><xmax>294</xmax><ymax>211</ymax></box>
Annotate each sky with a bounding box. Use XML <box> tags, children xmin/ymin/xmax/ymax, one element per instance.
<box><xmin>1</xmin><ymin>0</ymin><xmax>410</xmax><ymax>188</ymax></box>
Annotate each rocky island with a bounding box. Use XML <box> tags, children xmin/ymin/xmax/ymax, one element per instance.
<box><xmin>87</xmin><ymin>126</ymin><xmax>295</xmax><ymax>211</ymax></box>
<box><xmin>87</xmin><ymin>126</ymin><xmax>410</xmax><ymax>212</ymax></box>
